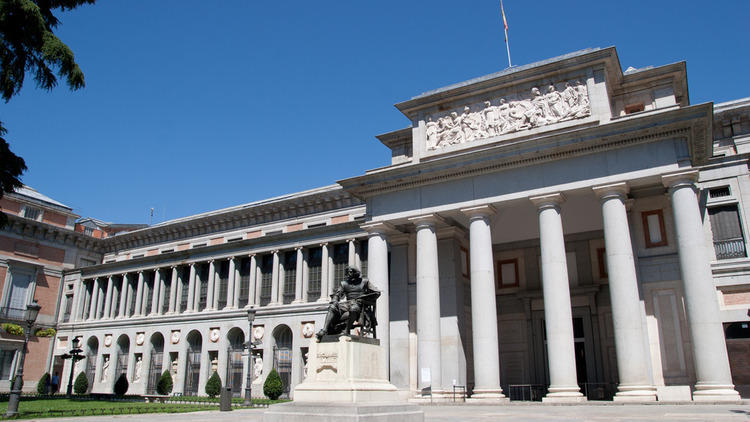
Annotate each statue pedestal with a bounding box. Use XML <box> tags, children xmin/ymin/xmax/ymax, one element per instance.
<box><xmin>264</xmin><ymin>335</ymin><xmax>422</xmax><ymax>422</ymax></box>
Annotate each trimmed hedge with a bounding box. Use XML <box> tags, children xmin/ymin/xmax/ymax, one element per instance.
<box><xmin>205</xmin><ymin>371</ymin><xmax>221</xmax><ymax>398</ymax></box>
<box><xmin>74</xmin><ymin>372</ymin><xmax>88</xmax><ymax>395</ymax></box>
<box><xmin>157</xmin><ymin>370</ymin><xmax>173</xmax><ymax>395</ymax></box>
<box><xmin>114</xmin><ymin>373</ymin><xmax>129</xmax><ymax>396</ymax></box>
<box><xmin>263</xmin><ymin>368</ymin><xmax>283</xmax><ymax>400</ymax></box>
<box><xmin>34</xmin><ymin>327</ymin><xmax>57</xmax><ymax>337</ymax></box>
<box><xmin>37</xmin><ymin>373</ymin><xmax>50</xmax><ymax>395</ymax></box>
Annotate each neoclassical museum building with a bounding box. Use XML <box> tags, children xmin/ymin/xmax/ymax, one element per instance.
<box><xmin>37</xmin><ymin>47</ymin><xmax>750</xmax><ymax>402</ymax></box>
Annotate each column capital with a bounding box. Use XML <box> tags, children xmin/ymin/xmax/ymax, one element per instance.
<box><xmin>408</xmin><ymin>213</ymin><xmax>447</xmax><ymax>229</ymax></box>
<box><xmin>170</xmin><ymin>265</ymin><xmax>177</xmax><ymax>270</ymax></box>
<box><xmin>360</xmin><ymin>221</ymin><xmax>398</xmax><ymax>236</ymax></box>
<box><xmin>530</xmin><ymin>192</ymin><xmax>566</xmax><ymax>210</ymax></box>
<box><xmin>295</xmin><ymin>246</ymin><xmax>304</xmax><ymax>251</ymax></box>
<box><xmin>319</xmin><ymin>242</ymin><xmax>328</xmax><ymax>247</ymax></box>
<box><xmin>207</xmin><ymin>259</ymin><xmax>215</xmax><ymax>264</ymax></box>
<box><xmin>661</xmin><ymin>170</ymin><xmax>699</xmax><ymax>191</ymax></box>
<box><xmin>248</xmin><ymin>252</ymin><xmax>256</xmax><ymax>258</ymax></box>
<box><xmin>460</xmin><ymin>204</ymin><xmax>497</xmax><ymax>219</ymax></box>
<box><xmin>592</xmin><ymin>182</ymin><xmax>629</xmax><ymax>202</ymax></box>
<box><xmin>272</xmin><ymin>249</ymin><xmax>280</xmax><ymax>255</ymax></box>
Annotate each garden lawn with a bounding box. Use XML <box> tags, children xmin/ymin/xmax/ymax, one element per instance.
<box><xmin>0</xmin><ymin>398</ymin><xmax>217</xmax><ymax>419</ymax></box>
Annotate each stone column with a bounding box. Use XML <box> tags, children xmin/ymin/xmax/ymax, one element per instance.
<box><xmin>151</xmin><ymin>269</ymin><xmax>161</xmax><ymax>315</ymax></box>
<box><xmin>301</xmin><ymin>249</ymin><xmax>310</xmax><ymax>303</ymax></box>
<box><xmin>318</xmin><ymin>243</ymin><xmax>330</xmax><ymax>302</ymax></box>
<box><xmin>206</xmin><ymin>260</ymin><xmax>216</xmax><ymax>310</ymax></box>
<box><xmin>348</xmin><ymin>239</ymin><xmax>356</xmax><ymax>267</ymax></box>
<box><xmin>248</xmin><ymin>254</ymin><xmax>257</xmax><ymax>307</ymax></box>
<box><xmin>593</xmin><ymin>183</ymin><xmax>656</xmax><ymax>401</ymax></box>
<box><xmin>231</xmin><ymin>258</ymin><xmax>240</xmax><ymax>309</ymax></box>
<box><xmin>88</xmin><ymin>278</ymin><xmax>100</xmax><ymax>320</ymax></box>
<box><xmin>168</xmin><ymin>266</ymin><xmax>178</xmax><ymax>314</ymax></box>
<box><xmin>254</xmin><ymin>261</ymin><xmax>262</xmax><ymax>307</ymax></box>
<box><xmin>124</xmin><ymin>275</ymin><xmax>134</xmax><ymax>317</ymax></box>
<box><xmin>102</xmin><ymin>276</ymin><xmax>114</xmax><ymax>320</ymax></box>
<box><xmin>187</xmin><ymin>263</ymin><xmax>196</xmax><ymax>312</ymax></box>
<box><xmin>117</xmin><ymin>274</ymin><xmax>128</xmax><ymax>318</ymax></box>
<box><xmin>270</xmin><ymin>250</ymin><xmax>280</xmax><ymax>305</ymax></box>
<box><xmin>529</xmin><ymin>193</ymin><xmax>584</xmax><ymax>403</ymax></box>
<box><xmin>293</xmin><ymin>247</ymin><xmax>304</xmax><ymax>303</ymax></box>
<box><xmin>134</xmin><ymin>271</ymin><xmax>144</xmax><ymax>317</ymax></box>
<box><xmin>362</xmin><ymin>223</ymin><xmax>393</xmax><ymax>367</ymax></box>
<box><xmin>409</xmin><ymin>214</ymin><xmax>443</xmax><ymax>393</ymax></box>
<box><xmin>72</xmin><ymin>280</ymin><xmax>86</xmax><ymax>321</ymax></box>
<box><xmin>226</xmin><ymin>257</ymin><xmax>236</xmax><ymax>309</ymax></box>
<box><xmin>461</xmin><ymin>205</ymin><xmax>507</xmax><ymax>401</ymax></box>
<box><xmin>175</xmin><ymin>267</ymin><xmax>184</xmax><ymax>313</ymax></box>
<box><xmin>662</xmin><ymin>171</ymin><xmax>741</xmax><ymax>401</ymax></box>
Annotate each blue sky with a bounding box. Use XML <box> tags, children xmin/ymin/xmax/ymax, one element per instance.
<box><xmin>3</xmin><ymin>1</ymin><xmax>749</xmax><ymax>224</ymax></box>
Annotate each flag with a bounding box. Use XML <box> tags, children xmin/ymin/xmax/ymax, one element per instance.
<box><xmin>501</xmin><ymin>0</ymin><xmax>508</xmax><ymax>43</ymax></box>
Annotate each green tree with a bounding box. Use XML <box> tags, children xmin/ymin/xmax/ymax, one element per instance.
<box><xmin>113</xmin><ymin>373</ymin><xmax>129</xmax><ymax>396</ymax></box>
<box><xmin>36</xmin><ymin>372</ymin><xmax>50</xmax><ymax>394</ymax></box>
<box><xmin>73</xmin><ymin>372</ymin><xmax>88</xmax><ymax>395</ymax></box>
<box><xmin>156</xmin><ymin>370</ymin><xmax>173</xmax><ymax>395</ymax></box>
<box><xmin>0</xmin><ymin>0</ymin><xmax>95</xmax><ymax>226</ymax></box>
<box><xmin>204</xmin><ymin>371</ymin><xmax>221</xmax><ymax>398</ymax></box>
<box><xmin>263</xmin><ymin>368</ymin><xmax>283</xmax><ymax>400</ymax></box>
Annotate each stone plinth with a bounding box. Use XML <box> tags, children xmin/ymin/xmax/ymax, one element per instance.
<box><xmin>264</xmin><ymin>402</ymin><xmax>423</xmax><ymax>422</ymax></box>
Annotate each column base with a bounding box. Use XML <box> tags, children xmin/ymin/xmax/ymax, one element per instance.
<box><xmin>693</xmin><ymin>384</ymin><xmax>741</xmax><ymax>402</ymax></box>
<box><xmin>467</xmin><ymin>388</ymin><xmax>508</xmax><ymax>403</ymax></box>
<box><xmin>292</xmin><ymin>300</ymin><xmax>304</xmax><ymax>304</ymax></box>
<box><xmin>542</xmin><ymin>387</ymin><xmax>586</xmax><ymax>403</ymax></box>
<box><xmin>613</xmin><ymin>385</ymin><xmax>657</xmax><ymax>402</ymax></box>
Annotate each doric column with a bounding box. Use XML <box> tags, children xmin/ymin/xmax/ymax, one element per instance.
<box><xmin>72</xmin><ymin>280</ymin><xmax>85</xmax><ymax>321</ymax></box>
<box><xmin>593</xmin><ymin>183</ymin><xmax>656</xmax><ymax>402</ymax></box>
<box><xmin>168</xmin><ymin>266</ymin><xmax>178</xmax><ymax>314</ymax></box>
<box><xmin>319</xmin><ymin>243</ymin><xmax>330</xmax><ymax>302</ymax></box>
<box><xmin>151</xmin><ymin>269</ymin><xmax>161</xmax><ymax>315</ymax></box>
<box><xmin>134</xmin><ymin>271</ymin><xmax>145</xmax><ymax>317</ymax></box>
<box><xmin>301</xmin><ymin>249</ymin><xmax>310</xmax><ymax>303</ymax></box>
<box><xmin>102</xmin><ymin>276</ymin><xmax>114</xmax><ymax>320</ymax></box>
<box><xmin>117</xmin><ymin>274</ymin><xmax>128</xmax><ymax>318</ymax></box>
<box><xmin>662</xmin><ymin>171</ymin><xmax>741</xmax><ymax>401</ymax></box>
<box><xmin>530</xmin><ymin>193</ymin><xmax>584</xmax><ymax>403</ymax></box>
<box><xmin>206</xmin><ymin>260</ymin><xmax>216</xmax><ymax>310</ymax></box>
<box><xmin>270</xmin><ymin>250</ymin><xmax>280</xmax><ymax>305</ymax></box>
<box><xmin>293</xmin><ymin>247</ymin><xmax>304</xmax><ymax>303</ymax></box>
<box><xmin>348</xmin><ymin>238</ymin><xmax>356</xmax><ymax>267</ymax></box>
<box><xmin>186</xmin><ymin>263</ymin><xmax>197</xmax><ymax>312</ymax></box>
<box><xmin>362</xmin><ymin>222</ymin><xmax>393</xmax><ymax>367</ymax></box>
<box><xmin>226</xmin><ymin>257</ymin><xmax>236</xmax><ymax>309</ymax></box>
<box><xmin>409</xmin><ymin>214</ymin><xmax>443</xmax><ymax>393</ymax></box>
<box><xmin>461</xmin><ymin>205</ymin><xmax>507</xmax><ymax>401</ymax></box>
<box><xmin>248</xmin><ymin>254</ymin><xmax>257</xmax><ymax>307</ymax></box>
<box><xmin>88</xmin><ymin>278</ymin><xmax>100</xmax><ymax>320</ymax></box>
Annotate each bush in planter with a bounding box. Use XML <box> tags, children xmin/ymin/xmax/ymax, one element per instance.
<box><xmin>37</xmin><ymin>372</ymin><xmax>50</xmax><ymax>395</ymax></box>
<box><xmin>263</xmin><ymin>368</ymin><xmax>283</xmax><ymax>400</ymax></box>
<box><xmin>2</xmin><ymin>323</ymin><xmax>23</xmax><ymax>336</ymax></box>
<box><xmin>74</xmin><ymin>372</ymin><xmax>88</xmax><ymax>395</ymax></box>
<box><xmin>204</xmin><ymin>371</ymin><xmax>221</xmax><ymax>398</ymax></box>
<box><xmin>157</xmin><ymin>370</ymin><xmax>173</xmax><ymax>395</ymax></box>
<box><xmin>34</xmin><ymin>327</ymin><xmax>56</xmax><ymax>337</ymax></box>
<box><xmin>114</xmin><ymin>373</ymin><xmax>129</xmax><ymax>396</ymax></box>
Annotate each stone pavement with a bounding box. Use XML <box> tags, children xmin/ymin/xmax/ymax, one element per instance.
<box><xmin>25</xmin><ymin>403</ymin><xmax>750</xmax><ymax>422</ymax></box>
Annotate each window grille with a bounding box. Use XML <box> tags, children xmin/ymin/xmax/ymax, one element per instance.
<box><xmin>709</xmin><ymin>186</ymin><xmax>731</xmax><ymax>199</ymax></box>
<box><xmin>179</xmin><ymin>267</ymin><xmax>190</xmax><ymax>312</ymax></box>
<box><xmin>22</xmin><ymin>206</ymin><xmax>41</xmax><ymax>221</ymax></box>
<box><xmin>359</xmin><ymin>241</ymin><xmax>369</xmax><ymax>278</ymax></box>
<box><xmin>282</xmin><ymin>251</ymin><xmax>296</xmax><ymax>304</ymax></box>
<box><xmin>62</xmin><ymin>295</ymin><xmax>73</xmax><ymax>322</ymax></box>
<box><xmin>260</xmin><ymin>254</ymin><xmax>273</xmax><ymax>306</ymax></box>
<box><xmin>217</xmin><ymin>260</ymin><xmax>229</xmax><ymax>309</ymax></box>
<box><xmin>332</xmin><ymin>243</ymin><xmax>348</xmax><ymax>285</ymax></box>
<box><xmin>198</xmin><ymin>264</ymin><xmax>209</xmax><ymax>311</ymax></box>
<box><xmin>238</xmin><ymin>258</ymin><xmax>250</xmax><ymax>308</ymax></box>
<box><xmin>709</xmin><ymin>204</ymin><xmax>747</xmax><ymax>260</ymax></box>
<box><xmin>307</xmin><ymin>247</ymin><xmax>322</xmax><ymax>302</ymax></box>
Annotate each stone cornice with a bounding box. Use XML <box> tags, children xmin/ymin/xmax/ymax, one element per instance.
<box><xmin>339</xmin><ymin>103</ymin><xmax>713</xmax><ymax>200</ymax></box>
<box><xmin>3</xmin><ymin>214</ymin><xmax>102</xmax><ymax>252</ymax></box>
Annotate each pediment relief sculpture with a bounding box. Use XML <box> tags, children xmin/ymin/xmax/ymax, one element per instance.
<box><xmin>425</xmin><ymin>80</ymin><xmax>590</xmax><ymax>151</ymax></box>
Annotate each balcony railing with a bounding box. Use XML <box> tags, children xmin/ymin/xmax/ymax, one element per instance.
<box><xmin>0</xmin><ymin>306</ymin><xmax>27</xmax><ymax>321</ymax></box>
<box><xmin>714</xmin><ymin>238</ymin><xmax>747</xmax><ymax>260</ymax></box>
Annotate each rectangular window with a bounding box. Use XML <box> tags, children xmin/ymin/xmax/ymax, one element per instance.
<box><xmin>282</xmin><ymin>251</ymin><xmax>297</xmax><ymax>304</ymax></box>
<box><xmin>642</xmin><ymin>209</ymin><xmax>668</xmax><ymax>248</ymax></box>
<box><xmin>307</xmin><ymin>247</ymin><xmax>322</xmax><ymax>302</ymax></box>
<box><xmin>259</xmin><ymin>254</ymin><xmax>273</xmax><ymax>306</ymax></box>
<box><xmin>84</xmin><ymin>227</ymin><xmax>94</xmax><ymax>236</ymax></box>
<box><xmin>22</xmin><ymin>206</ymin><xmax>42</xmax><ymax>221</ymax></box>
<box><xmin>497</xmin><ymin>259</ymin><xmax>519</xmax><ymax>288</ymax></box>
<box><xmin>198</xmin><ymin>264</ymin><xmax>209</xmax><ymax>311</ymax></box>
<box><xmin>709</xmin><ymin>204</ymin><xmax>747</xmax><ymax>260</ymax></box>
<box><xmin>5</xmin><ymin>269</ymin><xmax>33</xmax><ymax>319</ymax></box>
<box><xmin>79</xmin><ymin>258</ymin><xmax>97</xmax><ymax>268</ymax></box>
<box><xmin>144</xmin><ymin>272</ymin><xmax>155</xmax><ymax>314</ymax></box>
<box><xmin>161</xmin><ymin>277</ymin><xmax>171</xmax><ymax>314</ymax></box>
<box><xmin>0</xmin><ymin>349</ymin><xmax>16</xmax><ymax>380</ymax></box>
<box><xmin>62</xmin><ymin>294</ymin><xmax>73</xmax><ymax>322</ymax></box>
<box><xmin>359</xmin><ymin>241</ymin><xmax>368</xmax><ymax>278</ymax></box>
<box><xmin>178</xmin><ymin>267</ymin><xmax>189</xmax><ymax>312</ymax></box>
<box><xmin>127</xmin><ymin>277</ymin><xmax>136</xmax><ymax>316</ymax></box>
<box><xmin>238</xmin><ymin>258</ymin><xmax>250</xmax><ymax>308</ymax></box>
<box><xmin>217</xmin><ymin>260</ymin><xmax>229</xmax><ymax>309</ymax></box>
<box><xmin>332</xmin><ymin>243</ymin><xmax>348</xmax><ymax>286</ymax></box>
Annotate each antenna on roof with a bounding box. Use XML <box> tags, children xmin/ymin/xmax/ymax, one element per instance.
<box><xmin>149</xmin><ymin>207</ymin><xmax>154</xmax><ymax>225</ymax></box>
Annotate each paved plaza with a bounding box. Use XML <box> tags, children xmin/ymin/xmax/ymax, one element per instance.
<box><xmin>33</xmin><ymin>403</ymin><xmax>750</xmax><ymax>422</ymax></box>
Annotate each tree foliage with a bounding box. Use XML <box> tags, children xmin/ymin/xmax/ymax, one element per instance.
<box><xmin>37</xmin><ymin>372</ymin><xmax>50</xmax><ymax>394</ymax></box>
<box><xmin>204</xmin><ymin>371</ymin><xmax>221</xmax><ymax>398</ymax></box>
<box><xmin>113</xmin><ymin>373</ymin><xmax>128</xmax><ymax>396</ymax></box>
<box><xmin>263</xmin><ymin>368</ymin><xmax>283</xmax><ymax>400</ymax></box>
<box><xmin>156</xmin><ymin>370</ymin><xmax>173</xmax><ymax>395</ymax></box>
<box><xmin>73</xmin><ymin>371</ymin><xmax>88</xmax><ymax>395</ymax></box>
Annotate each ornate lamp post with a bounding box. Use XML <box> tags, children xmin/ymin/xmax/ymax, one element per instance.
<box><xmin>5</xmin><ymin>302</ymin><xmax>41</xmax><ymax>417</ymax></box>
<box><xmin>60</xmin><ymin>336</ymin><xmax>85</xmax><ymax>398</ymax></box>
<box><xmin>243</xmin><ymin>307</ymin><xmax>260</xmax><ymax>406</ymax></box>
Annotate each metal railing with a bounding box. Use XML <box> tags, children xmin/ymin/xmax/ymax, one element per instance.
<box><xmin>507</xmin><ymin>384</ymin><xmax>547</xmax><ymax>401</ymax></box>
<box><xmin>0</xmin><ymin>307</ymin><xmax>27</xmax><ymax>321</ymax></box>
<box><xmin>581</xmin><ymin>382</ymin><xmax>616</xmax><ymax>401</ymax></box>
<box><xmin>714</xmin><ymin>238</ymin><xmax>746</xmax><ymax>260</ymax></box>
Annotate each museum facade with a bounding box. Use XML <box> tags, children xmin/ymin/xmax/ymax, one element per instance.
<box><xmin>46</xmin><ymin>47</ymin><xmax>750</xmax><ymax>402</ymax></box>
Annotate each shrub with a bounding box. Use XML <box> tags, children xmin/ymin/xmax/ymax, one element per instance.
<box><xmin>2</xmin><ymin>323</ymin><xmax>23</xmax><ymax>336</ymax></box>
<box><xmin>74</xmin><ymin>372</ymin><xmax>88</xmax><ymax>395</ymax></box>
<box><xmin>157</xmin><ymin>370</ymin><xmax>173</xmax><ymax>395</ymax></box>
<box><xmin>34</xmin><ymin>327</ymin><xmax>56</xmax><ymax>337</ymax></box>
<box><xmin>37</xmin><ymin>372</ymin><xmax>50</xmax><ymax>395</ymax></box>
<box><xmin>114</xmin><ymin>373</ymin><xmax>129</xmax><ymax>396</ymax></box>
<box><xmin>204</xmin><ymin>371</ymin><xmax>221</xmax><ymax>398</ymax></box>
<box><xmin>263</xmin><ymin>368</ymin><xmax>283</xmax><ymax>400</ymax></box>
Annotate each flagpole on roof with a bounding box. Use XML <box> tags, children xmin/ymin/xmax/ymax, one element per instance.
<box><xmin>501</xmin><ymin>0</ymin><xmax>512</xmax><ymax>68</ymax></box>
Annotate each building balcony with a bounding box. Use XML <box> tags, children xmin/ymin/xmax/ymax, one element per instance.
<box><xmin>714</xmin><ymin>238</ymin><xmax>747</xmax><ymax>260</ymax></box>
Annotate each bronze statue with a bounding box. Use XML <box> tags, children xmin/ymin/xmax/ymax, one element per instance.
<box><xmin>316</xmin><ymin>266</ymin><xmax>380</xmax><ymax>339</ymax></box>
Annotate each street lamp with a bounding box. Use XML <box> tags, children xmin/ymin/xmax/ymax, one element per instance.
<box><xmin>243</xmin><ymin>307</ymin><xmax>261</xmax><ymax>406</ymax></box>
<box><xmin>60</xmin><ymin>336</ymin><xmax>85</xmax><ymax>398</ymax></box>
<box><xmin>5</xmin><ymin>301</ymin><xmax>41</xmax><ymax>417</ymax></box>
